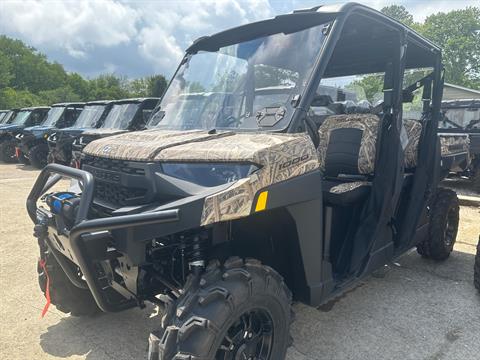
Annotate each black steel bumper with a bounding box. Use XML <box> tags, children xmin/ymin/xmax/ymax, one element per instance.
<box><xmin>27</xmin><ymin>164</ymin><xmax>180</xmax><ymax>312</ymax></box>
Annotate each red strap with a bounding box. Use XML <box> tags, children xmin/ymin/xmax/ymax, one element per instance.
<box><xmin>39</xmin><ymin>259</ymin><xmax>51</xmax><ymax>318</ymax></box>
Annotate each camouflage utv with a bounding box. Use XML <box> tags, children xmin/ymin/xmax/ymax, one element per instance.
<box><xmin>28</xmin><ymin>3</ymin><xmax>459</xmax><ymax>359</ymax></box>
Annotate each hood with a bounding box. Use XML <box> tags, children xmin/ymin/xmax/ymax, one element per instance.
<box><xmin>0</xmin><ymin>124</ymin><xmax>23</xmax><ymax>132</ymax></box>
<box><xmin>24</xmin><ymin>125</ymin><xmax>54</xmax><ymax>132</ymax></box>
<box><xmin>57</xmin><ymin>127</ymin><xmax>86</xmax><ymax>136</ymax></box>
<box><xmin>81</xmin><ymin>128</ymin><xmax>129</xmax><ymax>137</ymax></box>
<box><xmin>83</xmin><ymin>129</ymin><xmax>318</xmax><ymax>166</ymax></box>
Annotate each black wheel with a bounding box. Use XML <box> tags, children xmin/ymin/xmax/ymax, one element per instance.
<box><xmin>474</xmin><ymin>237</ymin><xmax>480</xmax><ymax>291</ymax></box>
<box><xmin>149</xmin><ymin>257</ymin><xmax>292</xmax><ymax>360</ymax></box>
<box><xmin>417</xmin><ymin>188</ymin><xmax>459</xmax><ymax>260</ymax></box>
<box><xmin>28</xmin><ymin>143</ymin><xmax>49</xmax><ymax>169</ymax></box>
<box><xmin>17</xmin><ymin>151</ymin><xmax>30</xmax><ymax>165</ymax></box>
<box><xmin>38</xmin><ymin>250</ymin><xmax>101</xmax><ymax>317</ymax></box>
<box><xmin>0</xmin><ymin>140</ymin><xmax>17</xmax><ymax>163</ymax></box>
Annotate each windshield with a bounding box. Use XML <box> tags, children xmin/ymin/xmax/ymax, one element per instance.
<box><xmin>148</xmin><ymin>23</ymin><xmax>329</xmax><ymax>131</ymax></box>
<box><xmin>42</xmin><ymin>107</ymin><xmax>65</xmax><ymax>126</ymax></box>
<box><xmin>10</xmin><ymin>110</ymin><xmax>32</xmax><ymax>125</ymax></box>
<box><xmin>73</xmin><ymin>105</ymin><xmax>106</xmax><ymax>128</ymax></box>
<box><xmin>101</xmin><ymin>103</ymin><xmax>139</xmax><ymax>129</ymax></box>
<box><xmin>440</xmin><ymin>107</ymin><xmax>480</xmax><ymax>129</ymax></box>
<box><xmin>0</xmin><ymin>113</ymin><xmax>5</xmax><ymax>123</ymax></box>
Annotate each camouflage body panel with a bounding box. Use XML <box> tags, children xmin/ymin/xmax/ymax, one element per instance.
<box><xmin>403</xmin><ymin>119</ymin><xmax>422</xmax><ymax>169</ymax></box>
<box><xmin>438</xmin><ymin>133</ymin><xmax>470</xmax><ymax>156</ymax></box>
<box><xmin>198</xmin><ymin>133</ymin><xmax>319</xmax><ymax>225</ymax></box>
<box><xmin>84</xmin><ymin>129</ymin><xmax>319</xmax><ymax>225</ymax></box>
<box><xmin>83</xmin><ymin>129</ymin><xmax>232</xmax><ymax>160</ymax></box>
<box><xmin>317</xmin><ymin>114</ymin><xmax>380</xmax><ymax>174</ymax></box>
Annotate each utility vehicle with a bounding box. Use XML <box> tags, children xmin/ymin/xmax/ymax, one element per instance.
<box><xmin>47</xmin><ymin>100</ymin><xmax>113</xmax><ymax>165</ymax></box>
<box><xmin>0</xmin><ymin>106</ymin><xmax>50</xmax><ymax>162</ymax></box>
<box><xmin>28</xmin><ymin>4</ymin><xmax>459</xmax><ymax>359</ymax></box>
<box><xmin>15</xmin><ymin>103</ymin><xmax>85</xmax><ymax>168</ymax></box>
<box><xmin>70</xmin><ymin>98</ymin><xmax>159</xmax><ymax>168</ymax></box>
<box><xmin>439</xmin><ymin>99</ymin><xmax>480</xmax><ymax>191</ymax></box>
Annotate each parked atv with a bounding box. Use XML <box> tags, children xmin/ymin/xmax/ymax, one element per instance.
<box><xmin>47</xmin><ymin>100</ymin><xmax>114</xmax><ymax>165</ymax></box>
<box><xmin>0</xmin><ymin>107</ymin><xmax>50</xmax><ymax>163</ymax></box>
<box><xmin>439</xmin><ymin>99</ymin><xmax>480</xmax><ymax>192</ymax></box>
<box><xmin>15</xmin><ymin>103</ymin><xmax>84</xmax><ymax>168</ymax></box>
<box><xmin>70</xmin><ymin>97</ymin><xmax>159</xmax><ymax>168</ymax></box>
<box><xmin>27</xmin><ymin>4</ymin><xmax>458</xmax><ymax>359</ymax></box>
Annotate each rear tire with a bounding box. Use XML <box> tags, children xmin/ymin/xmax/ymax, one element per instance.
<box><xmin>38</xmin><ymin>251</ymin><xmax>101</xmax><ymax>317</ymax></box>
<box><xmin>474</xmin><ymin>237</ymin><xmax>480</xmax><ymax>291</ymax></box>
<box><xmin>417</xmin><ymin>188</ymin><xmax>459</xmax><ymax>260</ymax></box>
<box><xmin>148</xmin><ymin>257</ymin><xmax>292</xmax><ymax>360</ymax></box>
<box><xmin>28</xmin><ymin>143</ymin><xmax>49</xmax><ymax>169</ymax></box>
<box><xmin>0</xmin><ymin>140</ymin><xmax>16</xmax><ymax>163</ymax></box>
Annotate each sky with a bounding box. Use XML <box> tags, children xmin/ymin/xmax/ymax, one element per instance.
<box><xmin>0</xmin><ymin>0</ymin><xmax>477</xmax><ymax>79</ymax></box>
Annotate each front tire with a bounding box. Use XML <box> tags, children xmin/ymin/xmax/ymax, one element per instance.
<box><xmin>417</xmin><ymin>188</ymin><xmax>459</xmax><ymax>260</ymax></box>
<box><xmin>0</xmin><ymin>140</ymin><xmax>16</xmax><ymax>163</ymax></box>
<box><xmin>38</xmin><ymin>251</ymin><xmax>101</xmax><ymax>317</ymax></box>
<box><xmin>28</xmin><ymin>143</ymin><xmax>49</xmax><ymax>169</ymax></box>
<box><xmin>149</xmin><ymin>257</ymin><xmax>292</xmax><ymax>360</ymax></box>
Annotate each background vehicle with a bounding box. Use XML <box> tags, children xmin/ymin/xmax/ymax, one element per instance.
<box><xmin>15</xmin><ymin>103</ymin><xmax>84</xmax><ymax>168</ymax></box>
<box><xmin>0</xmin><ymin>106</ymin><xmax>50</xmax><ymax>162</ymax></box>
<box><xmin>70</xmin><ymin>97</ymin><xmax>158</xmax><ymax>168</ymax></box>
<box><xmin>47</xmin><ymin>100</ymin><xmax>113</xmax><ymax>165</ymax></box>
<box><xmin>439</xmin><ymin>99</ymin><xmax>480</xmax><ymax>191</ymax></box>
<box><xmin>28</xmin><ymin>4</ymin><xmax>457</xmax><ymax>360</ymax></box>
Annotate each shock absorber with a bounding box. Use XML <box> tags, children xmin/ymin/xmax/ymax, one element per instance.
<box><xmin>180</xmin><ymin>233</ymin><xmax>208</xmax><ymax>277</ymax></box>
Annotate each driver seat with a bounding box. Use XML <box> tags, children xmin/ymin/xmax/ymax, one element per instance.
<box><xmin>318</xmin><ymin>113</ymin><xmax>381</xmax><ymax>206</ymax></box>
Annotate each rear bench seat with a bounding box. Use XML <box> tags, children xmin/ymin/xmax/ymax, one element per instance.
<box><xmin>317</xmin><ymin>114</ymin><xmax>422</xmax><ymax>206</ymax></box>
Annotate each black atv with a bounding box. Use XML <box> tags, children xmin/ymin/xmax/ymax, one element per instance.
<box><xmin>47</xmin><ymin>100</ymin><xmax>114</xmax><ymax>166</ymax></box>
<box><xmin>15</xmin><ymin>103</ymin><xmax>84</xmax><ymax>168</ymax></box>
<box><xmin>0</xmin><ymin>107</ymin><xmax>50</xmax><ymax>163</ymax></box>
<box><xmin>439</xmin><ymin>99</ymin><xmax>480</xmax><ymax>192</ymax></box>
<box><xmin>70</xmin><ymin>97</ymin><xmax>159</xmax><ymax>168</ymax></box>
<box><xmin>27</xmin><ymin>4</ymin><xmax>460</xmax><ymax>359</ymax></box>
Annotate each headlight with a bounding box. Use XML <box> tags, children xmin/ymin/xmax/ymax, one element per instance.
<box><xmin>48</xmin><ymin>132</ymin><xmax>57</xmax><ymax>142</ymax></box>
<box><xmin>160</xmin><ymin>162</ymin><xmax>259</xmax><ymax>187</ymax></box>
<box><xmin>15</xmin><ymin>133</ymin><xmax>24</xmax><ymax>140</ymax></box>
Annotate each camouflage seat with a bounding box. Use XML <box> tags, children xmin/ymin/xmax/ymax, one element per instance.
<box><xmin>317</xmin><ymin>114</ymin><xmax>380</xmax><ymax>205</ymax></box>
<box><xmin>403</xmin><ymin>119</ymin><xmax>423</xmax><ymax>169</ymax></box>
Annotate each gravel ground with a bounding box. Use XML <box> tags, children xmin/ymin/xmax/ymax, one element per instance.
<box><xmin>0</xmin><ymin>163</ymin><xmax>479</xmax><ymax>360</ymax></box>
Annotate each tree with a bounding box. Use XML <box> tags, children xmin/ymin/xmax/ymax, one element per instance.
<box><xmin>148</xmin><ymin>75</ymin><xmax>168</xmax><ymax>97</ymax></box>
<box><xmin>381</xmin><ymin>5</ymin><xmax>414</xmax><ymax>26</ymax></box>
<box><xmin>421</xmin><ymin>7</ymin><xmax>480</xmax><ymax>89</ymax></box>
<box><xmin>0</xmin><ymin>52</ymin><xmax>13</xmax><ymax>88</ymax></box>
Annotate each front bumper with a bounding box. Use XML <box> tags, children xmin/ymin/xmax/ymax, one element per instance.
<box><xmin>28</xmin><ymin>164</ymin><xmax>180</xmax><ymax>312</ymax></box>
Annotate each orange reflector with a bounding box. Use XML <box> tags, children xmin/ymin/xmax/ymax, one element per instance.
<box><xmin>255</xmin><ymin>191</ymin><xmax>268</xmax><ymax>212</ymax></box>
